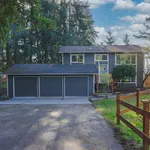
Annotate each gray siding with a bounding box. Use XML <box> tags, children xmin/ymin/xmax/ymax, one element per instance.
<box><xmin>63</xmin><ymin>53</ymin><xmax>70</xmax><ymax>64</ymax></box>
<box><xmin>109</xmin><ymin>53</ymin><xmax>115</xmax><ymax>73</ymax></box>
<box><xmin>62</xmin><ymin>53</ymin><xmax>116</xmax><ymax>74</ymax></box>
<box><xmin>137</xmin><ymin>53</ymin><xmax>144</xmax><ymax>87</ymax></box>
<box><xmin>8</xmin><ymin>76</ymin><xmax>13</xmax><ymax>98</ymax></box>
<box><xmin>40</xmin><ymin>77</ymin><xmax>63</xmax><ymax>97</ymax></box>
<box><xmin>85</xmin><ymin>53</ymin><xmax>94</xmax><ymax>64</ymax></box>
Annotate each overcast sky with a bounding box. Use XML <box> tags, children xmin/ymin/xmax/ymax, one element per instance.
<box><xmin>83</xmin><ymin>0</ymin><xmax>150</xmax><ymax>45</ymax></box>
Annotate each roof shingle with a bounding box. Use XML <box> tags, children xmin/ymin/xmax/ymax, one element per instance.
<box><xmin>59</xmin><ymin>45</ymin><xmax>143</xmax><ymax>53</ymax></box>
<box><xmin>5</xmin><ymin>64</ymin><xmax>97</xmax><ymax>75</ymax></box>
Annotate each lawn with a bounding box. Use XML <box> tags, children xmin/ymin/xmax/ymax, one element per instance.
<box><xmin>94</xmin><ymin>94</ymin><xmax>150</xmax><ymax>149</ymax></box>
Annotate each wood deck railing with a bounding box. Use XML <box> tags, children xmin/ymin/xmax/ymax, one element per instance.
<box><xmin>116</xmin><ymin>89</ymin><xmax>150</xmax><ymax>150</ymax></box>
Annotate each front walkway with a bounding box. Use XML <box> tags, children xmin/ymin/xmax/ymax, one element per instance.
<box><xmin>0</xmin><ymin>104</ymin><xmax>123</xmax><ymax>150</ymax></box>
<box><xmin>0</xmin><ymin>97</ymin><xmax>91</xmax><ymax>104</ymax></box>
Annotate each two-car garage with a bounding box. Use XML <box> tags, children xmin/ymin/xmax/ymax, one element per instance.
<box><xmin>6</xmin><ymin>64</ymin><xmax>97</xmax><ymax>98</ymax></box>
<box><xmin>13</xmin><ymin>76</ymin><xmax>90</xmax><ymax>98</ymax></box>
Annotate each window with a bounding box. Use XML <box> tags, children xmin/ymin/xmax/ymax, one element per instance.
<box><xmin>95</xmin><ymin>54</ymin><xmax>108</xmax><ymax>61</ymax></box>
<box><xmin>71</xmin><ymin>54</ymin><xmax>84</xmax><ymax>63</ymax></box>
<box><xmin>116</xmin><ymin>54</ymin><xmax>137</xmax><ymax>83</ymax></box>
<box><xmin>95</xmin><ymin>54</ymin><xmax>108</xmax><ymax>82</ymax></box>
<box><xmin>116</xmin><ymin>54</ymin><xmax>136</xmax><ymax>65</ymax></box>
<box><xmin>120</xmin><ymin>77</ymin><xmax>135</xmax><ymax>83</ymax></box>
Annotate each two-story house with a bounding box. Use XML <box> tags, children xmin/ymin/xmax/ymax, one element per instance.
<box><xmin>6</xmin><ymin>45</ymin><xmax>144</xmax><ymax>98</ymax></box>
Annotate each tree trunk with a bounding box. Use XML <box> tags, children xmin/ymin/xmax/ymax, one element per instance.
<box><xmin>6</xmin><ymin>43</ymin><xmax>10</xmax><ymax>67</ymax></box>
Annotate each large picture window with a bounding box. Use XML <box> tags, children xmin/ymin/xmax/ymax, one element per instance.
<box><xmin>116</xmin><ymin>54</ymin><xmax>137</xmax><ymax>83</ymax></box>
<box><xmin>71</xmin><ymin>54</ymin><xmax>84</xmax><ymax>63</ymax></box>
<box><xmin>116</xmin><ymin>54</ymin><xmax>136</xmax><ymax>65</ymax></box>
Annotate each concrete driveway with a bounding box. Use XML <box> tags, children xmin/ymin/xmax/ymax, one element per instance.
<box><xmin>0</xmin><ymin>98</ymin><xmax>91</xmax><ymax>104</ymax></box>
<box><xmin>0</xmin><ymin>104</ymin><xmax>123</xmax><ymax>150</ymax></box>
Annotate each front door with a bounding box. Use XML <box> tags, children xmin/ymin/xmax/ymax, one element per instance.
<box><xmin>98</xmin><ymin>62</ymin><xmax>108</xmax><ymax>82</ymax></box>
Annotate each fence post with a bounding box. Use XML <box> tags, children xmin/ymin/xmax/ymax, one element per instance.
<box><xmin>136</xmin><ymin>88</ymin><xmax>140</xmax><ymax>108</ymax></box>
<box><xmin>116</xmin><ymin>92</ymin><xmax>120</xmax><ymax>125</ymax></box>
<box><xmin>142</xmin><ymin>100</ymin><xmax>150</xmax><ymax>150</ymax></box>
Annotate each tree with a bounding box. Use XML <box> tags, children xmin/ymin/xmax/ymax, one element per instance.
<box><xmin>104</xmin><ymin>29</ymin><xmax>115</xmax><ymax>45</ymax></box>
<box><xmin>0</xmin><ymin>0</ymin><xmax>40</xmax><ymax>45</ymax></box>
<box><xmin>123</xmin><ymin>33</ymin><xmax>131</xmax><ymax>45</ymax></box>
<box><xmin>100</xmin><ymin>73</ymin><xmax>111</xmax><ymax>99</ymax></box>
<box><xmin>112</xmin><ymin>65</ymin><xmax>136</xmax><ymax>83</ymax></box>
<box><xmin>137</xmin><ymin>47</ymin><xmax>150</xmax><ymax>87</ymax></box>
<box><xmin>0</xmin><ymin>0</ymin><xmax>97</xmax><ymax>71</ymax></box>
<box><xmin>134</xmin><ymin>16</ymin><xmax>150</xmax><ymax>40</ymax></box>
<box><xmin>134</xmin><ymin>16</ymin><xmax>150</xmax><ymax>87</ymax></box>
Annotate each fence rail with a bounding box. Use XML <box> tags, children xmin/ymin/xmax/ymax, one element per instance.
<box><xmin>116</xmin><ymin>89</ymin><xmax>150</xmax><ymax>150</ymax></box>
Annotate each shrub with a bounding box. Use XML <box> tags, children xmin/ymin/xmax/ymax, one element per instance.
<box><xmin>112</xmin><ymin>65</ymin><xmax>136</xmax><ymax>82</ymax></box>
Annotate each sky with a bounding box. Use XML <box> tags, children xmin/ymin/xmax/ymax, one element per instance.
<box><xmin>82</xmin><ymin>0</ymin><xmax>150</xmax><ymax>45</ymax></box>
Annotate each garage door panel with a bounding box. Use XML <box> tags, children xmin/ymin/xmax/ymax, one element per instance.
<box><xmin>15</xmin><ymin>77</ymin><xmax>37</xmax><ymax>97</ymax></box>
<box><xmin>65</xmin><ymin>77</ymin><xmax>88</xmax><ymax>96</ymax></box>
<box><xmin>40</xmin><ymin>77</ymin><xmax>62</xmax><ymax>97</ymax></box>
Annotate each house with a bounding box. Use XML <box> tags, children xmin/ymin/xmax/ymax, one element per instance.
<box><xmin>6</xmin><ymin>45</ymin><xmax>144</xmax><ymax>98</ymax></box>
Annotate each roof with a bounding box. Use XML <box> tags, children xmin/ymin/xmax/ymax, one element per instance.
<box><xmin>59</xmin><ymin>45</ymin><xmax>143</xmax><ymax>53</ymax></box>
<box><xmin>5</xmin><ymin>64</ymin><xmax>97</xmax><ymax>75</ymax></box>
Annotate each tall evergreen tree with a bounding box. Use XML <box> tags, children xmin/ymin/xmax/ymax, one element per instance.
<box><xmin>0</xmin><ymin>0</ymin><xmax>97</xmax><ymax>71</ymax></box>
<box><xmin>123</xmin><ymin>33</ymin><xmax>131</xmax><ymax>45</ymax></box>
<box><xmin>0</xmin><ymin>0</ymin><xmax>40</xmax><ymax>44</ymax></box>
<box><xmin>104</xmin><ymin>29</ymin><xmax>115</xmax><ymax>45</ymax></box>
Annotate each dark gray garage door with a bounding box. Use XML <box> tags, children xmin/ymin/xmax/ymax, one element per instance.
<box><xmin>40</xmin><ymin>77</ymin><xmax>63</xmax><ymax>97</ymax></box>
<box><xmin>65</xmin><ymin>77</ymin><xmax>88</xmax><ymax>96</ymax></box>
<box><xmin>14</xmin><ymin>77</ymin><xmax>37</xmax><ymax>97</ymax></box>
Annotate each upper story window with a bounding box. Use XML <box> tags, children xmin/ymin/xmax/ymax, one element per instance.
<box><xmin>116</xmin><ymin>54</ymin><xmax>136</xmax><ymax>65</ymax></box>
<box><xmin>95</xmin><ymin>54</ymin><xmax>108</xmax><ymax>82</ymax></box>
<box><xmin>71</xmin><ymin>54</ymin><xmax>84</xmax><ymax>63</ymax></box>
<box><xmin>95</xmin><ymin>54</ymin><xmax>108</xmax><ymax>61</ymax></box>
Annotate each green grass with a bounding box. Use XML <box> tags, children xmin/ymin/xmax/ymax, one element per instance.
<box><xmin>94</xmin><ymin>94</ymin><xmax>150</xmax><ymax>149</ymax></box>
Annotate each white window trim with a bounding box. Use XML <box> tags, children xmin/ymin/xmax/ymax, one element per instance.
<box><xmin>115</xmin><ymin>53</ymin><xmax>137</xmax><ymax>84</ymax></box>
<box><xmin>115</xmin><ymin>53</ymin><xmax>136</xmax><ymax>65</ymax></box>
<box><xmin>94</xmin><ymin>54</ymin><xmax>108</xmax><ymax>62</ymax></box>
<box><xmin>70</xmin><ymin>54</ymin><xmax>84</xmax><ymax>64</ymax></box>
<box><xmin>94</xmin><ymin>54</ymin><xmax>109</xmax><ymax>83</ymax></box>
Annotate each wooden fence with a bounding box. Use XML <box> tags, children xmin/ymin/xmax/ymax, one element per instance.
<box><xmin>116</xmin><ymin>89</ymin><xmax>150</xmax><ymax>150</ymax></box>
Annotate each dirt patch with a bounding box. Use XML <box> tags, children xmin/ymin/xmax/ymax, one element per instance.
<box><xmin>101</xmin><ymin>117</ymin><xmax>143</xmax><ymax>150</ymax></box>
